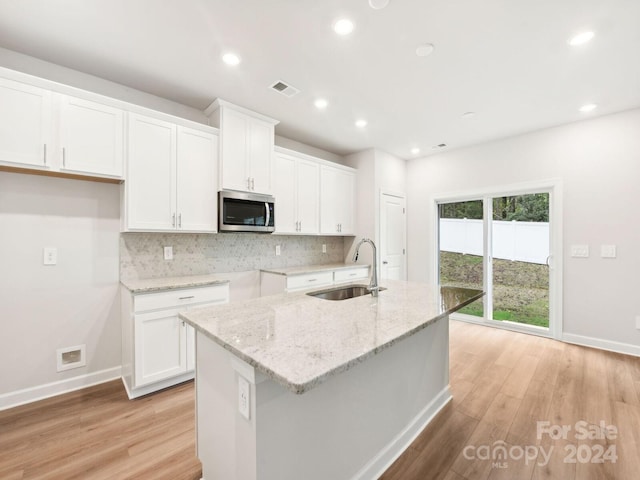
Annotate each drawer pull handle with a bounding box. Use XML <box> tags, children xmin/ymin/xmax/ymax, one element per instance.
<box><xmin>307</xmin><ymin>279</ymin><xmax>317</xmax><ymax>282</ymax></box>
<box><xmin>179</xmin><ymin>295</ymin><xmax>195</xmax><ymax>300</ymax></box>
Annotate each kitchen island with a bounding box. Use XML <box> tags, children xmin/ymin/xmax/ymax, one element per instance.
<box><xmin>180</xmin><ymin>280</ymin><xmax>482</xmax><ymax>480</ymax></box>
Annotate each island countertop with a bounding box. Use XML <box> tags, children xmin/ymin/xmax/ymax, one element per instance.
<box><xmin>180</xmin><ymin>280</ymin><xmax>482</xmax><ymax>394</ymax></box>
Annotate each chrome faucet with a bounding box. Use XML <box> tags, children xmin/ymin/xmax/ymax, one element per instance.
<box><xmin>352</xmin><ymin>238</ymin><xmax>379</xmax><ymax>297</ymax></box>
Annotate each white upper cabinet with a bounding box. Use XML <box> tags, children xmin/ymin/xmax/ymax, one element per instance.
<box><xmin>176</xmin><ymin>126</ymin><xmax>218</xmax><ymax>232</ymax></box>
<box><xmin>124</xmin><ymin>113</ymin><xmax>217</xmax><ymax>232</ymax></box>
<box><xmin>206</xmin><ymin>99</ymin><xmax>278</xmax><ymax>195</ymax></box>
<box><xmin>0</xmin><ymin>77</ymin><xmax>52</xmax><ymax>168</ymax></box>
<box><xmin>274</xmin><ymin>149</ymin><xmax>320</xmax><ymax>234</ymax></box>
<box><xmin>0</xmin><ymin>76</ymin><xmax>125</xmax><ymax>178</ymax></box>
<box><xmin>320</xmin><ymin>164</ymin><xmax>356</xmax><ymax>235</ymax></box>
<box><xmin>59</xmin><ymin>95</ymin><xmax>124</xmax><ymax>177</ymax></box>
<box><xmin>126</xmin><ymin>113</ymin><xmax>176</xmax><ymax>231</ymax></box>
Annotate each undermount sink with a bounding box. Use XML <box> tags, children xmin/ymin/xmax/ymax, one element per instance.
<box><xmin>306</xmin><ymin>284</ymin><xmax>386</xmax><ymax>301</ymax></box>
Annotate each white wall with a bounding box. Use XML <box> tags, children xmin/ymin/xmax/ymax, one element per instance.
<box><xmin>344</xmin><ymin>149</ymin><xmax>377</xmax><ymax>264</ymax></box>
<box><xmin>407</xmin><ymin>108</ymin><xmax>640</xmax><ymax>352</ymax></box>
<box><xmin>0</xmin><ymin>47</ymin><xmax>209</xmax><ymax>123</ymax></box>
<box><xmin>344</xmin><ymin>149</ymin><xmax>407</xmax><ymax>271</ymax></box>
<box><xmin>0</xmin><ymin>172</ymin><xmax>121</xmax><ymax>406</ymax></box>
<box><xmin>274</xmin><ymin>135</ymin><xmax>345</xmax><ymax>165</ymax></box>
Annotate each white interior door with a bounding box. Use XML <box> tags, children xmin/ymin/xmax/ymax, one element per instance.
<box><xmin>380</xmin><ymin>192</ymin><xmax>406</xmax><ymax>280</ymax></box>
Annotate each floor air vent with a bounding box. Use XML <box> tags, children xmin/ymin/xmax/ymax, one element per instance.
<box><xmin>269</xmin><ymin>80</ymin><xmax>300</xmax><ymax>98</ymax></box>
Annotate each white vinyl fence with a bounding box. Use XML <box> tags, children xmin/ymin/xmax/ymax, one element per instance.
<box><xmin>439</xmin><ymin>218</ymin><xmax>549</xmax><ymax>265</ymax></box>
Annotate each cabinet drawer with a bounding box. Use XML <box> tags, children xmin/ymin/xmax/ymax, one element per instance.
<box><xmin>134</xmin><ymin>284</ymin><xmax>229</xmax><ymax>312</ymax></box>
<box><xmin>334</xmin><ymin>267</ymin><xmax>370</xmax><ymax>284</ymax></box>
<box><xmin>286</xmin><ymin>271</ymin><xmax>333</xmax><ymax>291</ymax></box>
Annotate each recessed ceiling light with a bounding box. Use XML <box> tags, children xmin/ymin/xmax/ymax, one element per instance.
<box><xmin>334</xmin><ymin>19</ymin><xmax>355</xmax><ymax>36</ymax></box>
<box><xmin>369</xmin><ymin>0</ymin><xmax>390</xmax><ymax>9</ymax></box>
<box><xmin>222</xmin><ymin>53</ymin><xmax>241</xmax><ymax>66</ymax></box>
<box><xmin>411</xmin><ymin>147</ymin><xmax>420</xmax><ymax>155</ymax></box>
<box><xmin>314</xmin><ymin>98</ymin><xmax>328</xmax><ymax>110</ymax></box>
<box><xmin>579</xmin><ymin>103</ymin><xmax>597</xmax><ymax>113</ymax></box>
<box><xmin>568</xmin><ymin>31</ymin><xmax>594</xmax><ymax>46</ymax></box>
<box><xmin>355</xmin><ymin>119</ymin><xmax>367</xmax><ymax>128</ymax></box>
<box><xmin>462</xmin><ymin>111</ymin><xmax>476</xmax><ymax>118</ymax></box>
<box><xmin>415</xmin><ymin>43</ymin><xmax>435</xmax><ymax>57</ymax></box>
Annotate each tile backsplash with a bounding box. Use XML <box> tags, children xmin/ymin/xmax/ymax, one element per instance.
<box><xmin>120</xmin><ymin>232</ymin><xmax>346</xmax><ymax>281</ymax></box>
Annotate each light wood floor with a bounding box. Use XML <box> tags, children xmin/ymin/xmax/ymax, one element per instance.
<box><xmin>2</xmin><ymin>320</ymin><xmax>639</xmax><ymax>479</ymax></box>
<box><xmin>0</xmin><ymin>381</ymin><xmax>201</xmax><ymax>480</ymax></box>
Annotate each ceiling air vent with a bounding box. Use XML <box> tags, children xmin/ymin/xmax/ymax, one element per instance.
<box><xmin>269</xmin><ymin>80</ymin><xmax>300</xmax><ymax>98</ymax></box>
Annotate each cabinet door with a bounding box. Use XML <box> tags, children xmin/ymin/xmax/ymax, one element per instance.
<box><xmin>248</xmin><ymin>119</ymin><xmax>273</xmax><ymax>194</ymax></box>
<box><xmin>59</xmin><ymin>95</ymin><xmax>124</xmax><ymax>177</ymax></box>
<box><xmin>296</xmin><ymin>159</ymin><xmax>320</xmax><ymax>234</ymax></box>
<box><xmin>176</xmin><ymin>126</ymin><xmax>217</xmax><ymax>232</ymax></box>
<box><xmin>126</xmin><ymin>113</ymin><xmax>176</xmax><ymax>230</ymax></box>
<box><xmin>219</xmin><ymin>108</ymin><xmax>249</xmax><ymax>191</ymax></box>
<box><xmin>134</xmin><ymin>309</ymin><xmax>187</xmax><ymax>387</ymax></box>
<box><xmin>273</xmin><ymin>153</ymin><xmax>297</xmax><ymax>233</ymax></box>
<box><xmin>337</xmin><ymin>169</ymin><xmax>355</xmax><ymax>234</ymax></box>
<box><xmin>0</xmin><ymin>78</ymin><xmax>51</xmax><ymax>167</ymax></box>
<box><xmin>320</xmin><ymin>166</ymin><xmax>340</xmax><ymax>234</ymax></box>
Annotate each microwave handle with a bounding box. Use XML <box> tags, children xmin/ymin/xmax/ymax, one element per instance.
<box><xmin>265</xmin><ymin>202</ymin><xmax>271</xmax><ymax>227</ymax></box>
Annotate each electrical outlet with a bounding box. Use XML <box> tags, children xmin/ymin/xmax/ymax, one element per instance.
<box><xmin>322</xmin><ymin>244</ymin><xmax>327</xmax><ymax>253</ymax></box>
<box><xmin>238</xmin><ymin>376</ymin><xmax>250</xmax><ymax>420</ymax></box>
<box><xmin>275</xmin><ymin>245</ymin><xmax>281</xmax><ymax>256</ymax></box>
<box><xmin>163</xmin><ymin>246</ymin><xmax>173</xmax><ymax>260</ymax></box>
<box><xmin>43</xmin><ymin>247</ymin><xmax>57</xmax><ymax>265</ymax></box>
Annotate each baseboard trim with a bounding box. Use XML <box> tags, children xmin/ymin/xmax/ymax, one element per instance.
<box><xmin>562</xmin><ymin>333</ymin><xmax>640</xmax><ymax>357</ymax></box>
<box><xmin>0</xmin><ymin>366</ymin><xmax>122</xmax><ymax>411</ymax></box>
<box><xmin>351</xmin><ymin>386</ymin><xmax>452</xmax><ymax>480</ymax></box>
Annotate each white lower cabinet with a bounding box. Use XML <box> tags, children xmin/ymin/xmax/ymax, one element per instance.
<box><xmin>134</xmin><ymin>308</ymin><xmax>187</xmax><ymax>387</ymax></box>
<box><xmin>121</xmin><ymin>283</ymin><xmax>229</xmax><ymax>399</ymax></box>
<box><xmin>260</xmin><ymin>266</ymin><xmax>370</xmax><ymax>296</ymax></box>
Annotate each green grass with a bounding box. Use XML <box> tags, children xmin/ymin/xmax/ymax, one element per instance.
<box><xmin>441</xmin><ymin>252</ymin><xmax>549</xmax><ymax>328</ymax></box>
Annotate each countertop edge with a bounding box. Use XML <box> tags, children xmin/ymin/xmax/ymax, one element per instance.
<box><xmin>121</xmin><ymin>276</ymin><xmax>230</xmax><ymax>294</ymax></box>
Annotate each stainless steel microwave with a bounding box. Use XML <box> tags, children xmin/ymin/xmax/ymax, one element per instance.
<box><xmin>218</xmin><ymin>190</ymin><xmax>275</xmax><ymax>233</ymax></box>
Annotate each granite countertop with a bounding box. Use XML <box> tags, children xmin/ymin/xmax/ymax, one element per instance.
<box><xmin>260</xmin><ymin>263</ymin><xmax>369</xmax><ymax>276</ymax></box>
<box><xmin>180</xmin><ymin>280</ymin><xmax>483</xmax><ymax>394</ymax></box>
<box><xmin>121</xmin><ymin>274</ymin><xmax>230</xmax><ymax>294</ymax></box>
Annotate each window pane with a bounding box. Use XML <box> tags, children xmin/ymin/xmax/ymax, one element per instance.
<box><xmin>438</xmin><ymin>200</ymin><xmax>484</xmax><ymax>317</ymax></box>
<box><xmin>491</xmin><ymin>194</ymin><xmax>549</xmax><ymax>328</ymax></box>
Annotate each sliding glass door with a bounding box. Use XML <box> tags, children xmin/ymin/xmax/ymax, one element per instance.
<box><xmin>437</xmin><ymin>185</ymin><xmax>560</xmax><ymax>337</ymax></box>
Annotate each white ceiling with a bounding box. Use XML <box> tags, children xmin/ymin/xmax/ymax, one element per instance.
<box><xmin>0</xmin><ymin>0</ymin><xmax>639</xmax><ymax>159</ymax></box>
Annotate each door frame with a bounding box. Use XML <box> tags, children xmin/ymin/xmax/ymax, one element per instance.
<box><xmin>431</xmin><ymin>179</ymin><xmax>563</xmax><ymax>340</ymax></box>
<box><xmin>379</xmin><ymin>189</ymin><xmax>407</xmax><ymax>281</ymax></box>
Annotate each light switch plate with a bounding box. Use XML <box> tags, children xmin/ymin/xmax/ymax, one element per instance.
<box><xmin>275</xmin><ymin>245</ymin><xmax>281</xmax><ymax>256</ymax></box>
<box><xmin>571</xmin><ymin>245</ymin><xmax>589</xmax><ymax>258</ymax></box>
<box><xmin>322</xmin><ymin>244</ymin><xmax>327</xmax><ymax>253</ymax></box>
<box><xmin>163</xmin><ymin>246</ymin><xmax>173</xmax><ymax>260</ymax></box>
<box><xmin>601</xmin><ymin>245</ymin><xmax>617</xmax><ymax>258</ymax></box>
<box><xmin>43</xmin><ymin>247</ymin><xmax>57</xmax><ymax>265</ymax></box>
<box><xmin>635</xmin><ymin>316</ymin><xmax>640</xmax><ymax>330</ymax></box>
